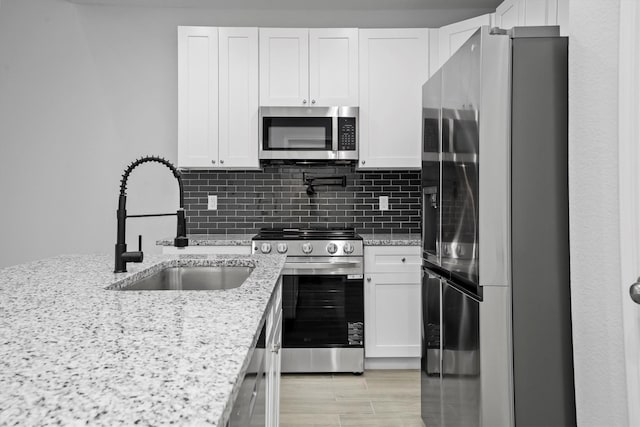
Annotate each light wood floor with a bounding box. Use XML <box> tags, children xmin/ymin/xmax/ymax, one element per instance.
<box><xmin>280</xmin><ymin>369</ymin><xmax>425</xmax><ymax>427</ymax></box>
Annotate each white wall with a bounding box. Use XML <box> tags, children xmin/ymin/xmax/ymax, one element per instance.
<box><xmin>568</xmin><ymin>0</ymin><xmax>629</xmax><ymax>425</ymax></box>
<box><xmin>0</xmin><ymin>0</ymin><xmax>180</xmax><ymax>268</ymax></box>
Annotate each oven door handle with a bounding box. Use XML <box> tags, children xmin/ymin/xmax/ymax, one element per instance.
<box><xmin>282</xmin><ymin>261</ymin><xmax>363</xmax><ymax>275</ymax></box>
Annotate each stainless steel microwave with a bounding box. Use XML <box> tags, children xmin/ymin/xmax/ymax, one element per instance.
<box><xmin>259</xmin><ymin>106</ymin><xmax>358</xmax><ymax>161</ymax></box>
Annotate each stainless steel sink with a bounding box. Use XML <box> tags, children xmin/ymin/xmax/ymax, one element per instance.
<box><xmin>117</xmin><ymin>266</ymin><xmax>254</xmax><ymax>291</ymax></box>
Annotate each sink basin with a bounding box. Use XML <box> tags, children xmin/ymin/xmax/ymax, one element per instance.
<box><xmin>117</xmin><ymin>266</ymin><xmax>254</xmax><ymax>291</ymax></box>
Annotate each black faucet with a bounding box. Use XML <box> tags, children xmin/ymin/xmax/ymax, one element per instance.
<box><xmin>114</xmin><ymin>156</ymin><xmax>188</xmax><ymax>273</ymax></box>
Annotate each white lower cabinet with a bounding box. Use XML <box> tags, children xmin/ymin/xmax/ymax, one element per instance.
<box><xmin>364</xmin><ymin>246</ymin><xmax>421</xmax><ymax>367</ymax></box>
<box><xmin>228</xmin><ymin>278</ymin><xmax>281</xmax><ymax>427</ymax></box>
<box><xmin>266</xmin><ymin>279</ymin><xmax>282</xmax><ymax>427</ymax></box>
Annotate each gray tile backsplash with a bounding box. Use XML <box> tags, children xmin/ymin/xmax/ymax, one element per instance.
<box><xmin>182</xmin><ymin>164</ymin><xmax>421</xmax><ymax>234</ymax></box>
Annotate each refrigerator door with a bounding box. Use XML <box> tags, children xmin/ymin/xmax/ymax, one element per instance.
<box><xmin>439</xmin><ymin>30</ymin><xmax>481</xmax><ymax>286</ymax></box>
<box><xmin>422</xmin><ymin>70</ymin><xmax>442</xmax><ymax>266</ymax></box>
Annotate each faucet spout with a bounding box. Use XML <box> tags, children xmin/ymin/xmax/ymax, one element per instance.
<box><xmin>114</xmin><ymin>156</ymin><xmax>189</xmax><ymax>273</ymax></box>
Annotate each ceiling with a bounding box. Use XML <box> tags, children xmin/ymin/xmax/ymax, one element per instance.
<box><xmin>68</xmin><ymin>0</ymin><xmax>502</xmax><ymax>10</ymax></box>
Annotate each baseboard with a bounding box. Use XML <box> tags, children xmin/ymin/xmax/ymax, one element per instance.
<box><xmin>364</xmin><ymin>357</ymin><xmax>420</xmax><ymax>370</ymax></box>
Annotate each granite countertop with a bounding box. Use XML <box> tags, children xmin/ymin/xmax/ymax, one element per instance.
<box><xmin>0</xmin><ymin>253</ymin><xmax>286</xmax><ymax>426</ymax></box>
<box><xmin>358</xmin><ymin>233</ymin><xmax>421</xmax><ymax>246</ymax></box>
<box><xmin>157</xmin><ymin>233</ymin><xmax>421</xmax><ymax>247</ymax></box>
<box><xmin>156</xmin><ymin>234</ymin><xmax>254</xmax><ymax>246</ymax></box>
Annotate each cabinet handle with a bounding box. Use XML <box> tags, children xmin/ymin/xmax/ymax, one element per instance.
<box><xmin>302</xmin><ymin>99</ymin><xmax>307</xmax><ymax>104</ymax></box>
<box><xmin>211</xmin><ymin>160</ymin><xmax>216</xmax><ymax>164</ymax></box>
<box><xmin>220</xmin><ymin>160</ymin><xmax>224</xmax><ymax>164</ymax></box>
<box><xmin>311</xmin><ymin>99</ymin><xmax>316</xmax><ymax>104</ymax></box>
<box><xmin>361</xmin><ymin>160</ymin><xmax>366</xmax><ymax>165</ymax></box>
<box><xmin>367</xmin><ymin>277</ymin><xmax>371</xmax><ymax>282</ymax></box>
<box><xmin>401</xmin><ymin>257</ymin><xmax>406</xmax><ymax>263</ymax></box>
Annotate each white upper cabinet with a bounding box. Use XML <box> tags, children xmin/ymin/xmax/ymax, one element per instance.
<box><xmin>358</xmin><ymin>29</ymin><xmax>428</xmax><ymax>170</ymax></box>
<box><xmin>436</xmin><ymin>14</ymin><xmax>492</xmax><ymax>72</ymax></box>
<box><xmin>259</xmin><ymin>28</ymin><xmax>309</xmax><ymax>106</ymax></box>
<box><xmin>218</xmin><ymin>27</ymin><xmax>259</xmax><ymax>169</ymax></box>
<box><xmin>259</xmin><ymin>28</ymin><xmax>358</xmax><ymax>106</ymax></box>
<box><xmin>178</xmin><ymin>26</ymin><xmax>218</xmax><ymax>168</ymax></box>
<box><xmin>178</xmin><ymin>26</ymin><xmax>259</xmax><ymax>169</ymax></box>
<box><xmin>495</xmin><ymin>0</ymin><xmax>560</xmax><ymax>29</ymax></box>
<box><xmin>309</xmin><ymin>28</ymin><xmax>358</xmax><ymax>106</ymax></box>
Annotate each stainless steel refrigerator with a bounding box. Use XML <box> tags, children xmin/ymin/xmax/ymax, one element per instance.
<box><xmin>420</xmin><ymin>26</ymin><xmax>575</xmax><ymax>427</ymax></box>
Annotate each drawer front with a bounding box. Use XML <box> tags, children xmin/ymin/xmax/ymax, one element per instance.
<box><xmin>364</xmin><ymin>246</ymin><xmax>421</xmax><ymax>273</ymax></box>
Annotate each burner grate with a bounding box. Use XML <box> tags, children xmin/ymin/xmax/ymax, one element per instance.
<box><xmin>256</xmin><ymin>227</ymin><xmax>359</xmax><ymax>239</ymax></box>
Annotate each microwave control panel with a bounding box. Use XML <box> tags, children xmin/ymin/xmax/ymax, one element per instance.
<box><xmin>338</xmin><ymin>118</ymin><xmax>357</xmax><ymax>151</ymax></box>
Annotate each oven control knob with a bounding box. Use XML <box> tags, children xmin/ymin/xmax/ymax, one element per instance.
<box><xmin>343</xmin><ymin>242</ymin><xmax>355</xmax><ymax>254</ymax></box>
<box><xmin>326</xmin><ymin>243</ymin><xmax>338</xmax><ymax>254</ymax></box>
<box><xmin>276</xmin><ymin>243</ymin><xmax>288</xmax><ymax>254</ymax></box>
<box><xmin>260</xmin><ymin>243</ymin><xmax>272</xmax><ymax>254</ymax></box>
<box><xmin>301</xmin><ymin>243</ymin><xmax>313</xmax><ymax>254</ymax></box>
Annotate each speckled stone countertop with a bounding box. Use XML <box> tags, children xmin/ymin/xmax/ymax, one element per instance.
<box><xmin>156</xmin><ymin>234</ymin><xmax>254</xmax><ymax>247</ymax></box>
<box><xmin>0</xmin><ymin>253</ymin><xmax>286</xmax><ymax>426</ymax></box>
<box><xmin>157</xmin><ymin>233</ymin><xmax>421</xmax><ymax>247</ymax></box>
<box><xmin>359</xmin><ymin>233</ymin><xmax>421</xmax><ymax>246</ymax></box>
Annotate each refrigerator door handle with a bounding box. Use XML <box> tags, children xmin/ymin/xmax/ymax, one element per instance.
<box><xmin>423</xmin><ymin>260</ymin><xmax>449</xmax><ymax>279</ymax></box>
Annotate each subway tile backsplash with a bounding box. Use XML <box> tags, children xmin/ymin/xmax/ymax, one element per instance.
<box><xmin>182</xmin><ymin>164</ymin><xmax>421</xmax><ymax>234</ymax></box>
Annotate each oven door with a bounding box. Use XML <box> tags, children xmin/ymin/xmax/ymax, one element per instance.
<box><xmin>280</xmin><ymin>257</ymin><xmax>364</xmax><ymax>373</ymax></box>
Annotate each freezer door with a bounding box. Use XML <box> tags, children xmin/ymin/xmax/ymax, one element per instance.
<box><xmin>441</xmin><ymin>280</ymin><xmax>481</xmax><ymax>427</ymax></box>
<box><xmin>421</xmin><ymin>268</ymin><xmax>443</xmax><ymax>427</ymax></box>
<box><xmin>421</xmin><ymin>267</ymin><xmax>481</xmax><ymax>427</ymax></box>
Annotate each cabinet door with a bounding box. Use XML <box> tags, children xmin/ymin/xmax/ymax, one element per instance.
<box><xmin>495</xmin><ymin>0</ymin><xmax>523</xmax><ymax>29</ymax></box>
<box><xmin>437</xmin><ymin>14</ymin><xmax>491</xmax><ymax>71</ymax></box>
<box><xmin>259</xmin><ymin>28</ymin><xmax>309</xmax><ymax>106</ymax></box>
<box><xmin>364</xmin><ymin>272</ymin><xmax>422</xmax><ymax>358</ymax></box>
<box><xmin>218</xmin><ymin>27</ymin><xmax>259</xmax><ymax>169</ymax></box>
<box><xmin>266</xmin><ymin>280</ymin><xmax>282</xmax><ymax>427</ymax></box>
<box><xmin>309</xmin><ymin>28</ymin><xmax>358</xmax><ymax>106</ymax></box>
<box><xmin>495</xmin><ymin>0</ymin><xmax>559</xmax><ymax>28</ymax></box>
<box><xmin>358</xmin><ymin>29</ymin><xmax>428</xmax><ymax>169</ymax></box>
<box><xmin>177</xmin><ymin>26</ymin><xmax>218</xmax><ymax>168</ymax></box>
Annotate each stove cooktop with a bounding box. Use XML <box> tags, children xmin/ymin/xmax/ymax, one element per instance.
<box><xmin>252</xmin><ymin>228</ymin><xmax>363</xmax><ymax>256</ymax></box>
<box><xmin>253</xmin><ymin>227</ymin><xmax>361</xmax><ymax>240</ymax></box>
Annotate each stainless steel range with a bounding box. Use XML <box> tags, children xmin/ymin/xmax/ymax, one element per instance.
<box><xmin>252</xmin><ymin>228</ymin><xmax>364</xmax><ymax>374</ymax></box>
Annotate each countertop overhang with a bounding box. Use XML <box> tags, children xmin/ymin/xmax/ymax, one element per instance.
<box><xmin>0</xmin><ymin>253</ymin><xmax>286</xmax><ymax>425</ymax></box>
<box><xmin>156</xmin><ymin>233</ymin><xmax>421</xmax><ymax>247</ymax></box>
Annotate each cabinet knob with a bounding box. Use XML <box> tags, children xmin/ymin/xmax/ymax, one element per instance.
<box><xmin>220</xmin><ymin>160</ymin><xmax>224</xmax><ymax>164</ymax></box>
<box><xmin>367</xmin><ymin>277</ymin><xmax>371</xmax><ymax>282</ymax></box>
<box><xmin>211</xmin><ymin>160</ymin><xmax>216</xmax><ymax>164</ymax></box>
<box><xmin>302</xmin><ymin>99</ymin><xmax>307</xmax><ymax>104</ymax></box>
<box><xmin>361</xmin><ymin>160</ymin><xmax>366</xmax><ymax>165</ymax></box>
<box><xmin>311</xmin><ymin>99</ymin><xmax>316</xmax><ymax>104</ymax></box>
<box><xmin>401</xmin><ymin>257</ymin><xmax>406</xmax><ymax>263</ymax></box>
<box><xmin>630</xmin><ymin>278</ymin><xmax>640</xmax><ymax>304</ymax></box>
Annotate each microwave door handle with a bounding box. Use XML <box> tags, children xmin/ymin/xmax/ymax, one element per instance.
<box><xmin>332</xmin><ymin>116</ymin><xmax>338</xmax><ymax>152</ymax></box>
